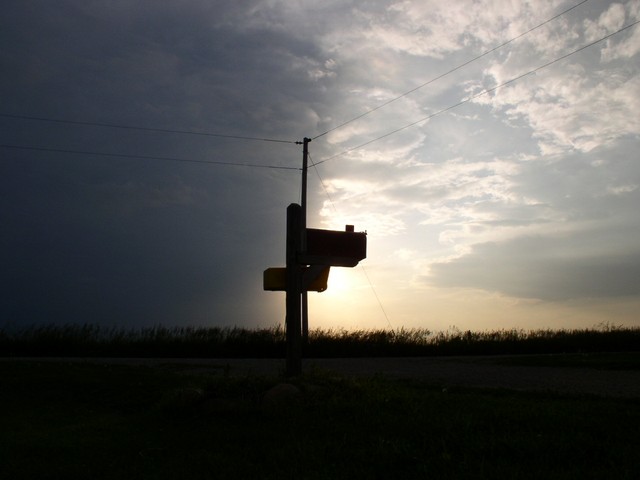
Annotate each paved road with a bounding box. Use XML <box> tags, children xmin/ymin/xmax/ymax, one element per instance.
<box><xmin>304</xmin><ymin>357</ymin><xmax>640</xmax><ymax>398</ymax></box>
<box><xmin>21</xmin><ymin>356</ymin><xmax>639</xmax><ymax>398</ymax></box>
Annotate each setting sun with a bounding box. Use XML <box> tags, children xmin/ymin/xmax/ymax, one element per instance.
<box><xmin>324</xmin><ymin>268</ymin><xmax>354</xmax><ymax>296</ymax></box>
<box><xmin>307</xmin><ymin>266</ymin><xmax>389</xmax><ymax>330</ymax></box>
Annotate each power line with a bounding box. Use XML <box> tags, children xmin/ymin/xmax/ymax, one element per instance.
<box><xmin>312</xmin><ymin>0</ymin><xmax>590</xmax><ymax>141</ymax></box>
<box><xmin>0</xmin><ymin>144</ymin><xmax>301</xmax><ymax>171</ymax></box>
<box><xmin>0</xmin><ymin>113</ymin><xmax>297</xmax><ymax>144</ymax></box>
<box><xmin>360</xmin><ymin>264</ymin><xmax>394</xmax><ymax>332</ymax></box>
<box><xmin>314</xmin><ymin>19</ymin><xmax>640</xmax><ymax>166</ymax></box>
<box><xmin>312</xmin><ymin>162</ymin><xmax>337</xmax><ymax>215</ymax></box>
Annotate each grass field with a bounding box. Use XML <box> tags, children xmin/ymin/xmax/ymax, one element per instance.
<box><xmin>1</xmin><ymin>358</ymin><xmax>638</xmax><ymax>479</ymax></box>
<box><xmin>1</xmin><ymin>322</ymin><xmax>638</xmax><ymax>358</ymax></box>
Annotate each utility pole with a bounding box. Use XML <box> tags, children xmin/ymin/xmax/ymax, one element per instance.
<box><xmin>300</xmin><ymin>138</ymin><xmax>311</xmax><ymax>344</ymax></box>
<box><xmin>266</xmin><ymin>136</ymin><xmax>365</xmax><ymax>376</ymax></box>
<box><xmin>285</xmin><ymin>137</ymin><xmax>310</xmax><ymax>376</ymax></box>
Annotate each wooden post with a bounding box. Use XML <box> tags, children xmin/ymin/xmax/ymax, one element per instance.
<box><xmin>285</xmin><ymin>203</ymin><xmax>302</xmax><ymax>376</ymax></box>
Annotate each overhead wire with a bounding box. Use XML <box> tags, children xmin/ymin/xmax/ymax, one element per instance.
<box><xmin>310</xmin><ymin>157</ymin><xmax>337</xmax><ymax>215</ymax></box>
<box><xmin>3</xmin><ymin>2</ymin><xmax>628</xmax><ymax>177</ymax></box>
<box><xmin>0</xmin><ymin>113</ymin><xmax>297</xmax><ymax>144</ymax></box>
<box><xmin>0</xmin><ymin>144</ymin><xmax>301</xmax><ymax>171</ymax></box>
<box><xmin>313</xmin><ymin>19</ymin><xmax>640</xmax><ymax>166</ymax></box>
<box><xmin>0</xmin><ymin>0</ymin><xmax>593</xmax><ymax>172</ymax></box>
<box><xmin>312</xmin><ymin>0</ymin><xmax>591</xmax><ymax>141</ymax></box>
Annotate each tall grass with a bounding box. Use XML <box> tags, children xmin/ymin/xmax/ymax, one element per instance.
<box><xmin>305</xmin><ymin>323</ymin><xmax>640</xmax><ymax>357</ymax></box>
<box><xmin>0</xmin><ymin>324</ymin><xmax>285</xmax><ymax>358</ymax></box>
<box><xmin>1</xmin><ymin>322</ymin><xmax>638</xmax><ymax>358</ymax></box>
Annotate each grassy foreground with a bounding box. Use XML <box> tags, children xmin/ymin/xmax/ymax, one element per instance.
<box><xmin>1</xmin><ymin>323</ymin><xmax>638</xmax><ymax>357</ymax></box>
<box><xmin>1</xmin><ymin>359</ymin><xmax>638</xmax><ymax>479</ymax></box>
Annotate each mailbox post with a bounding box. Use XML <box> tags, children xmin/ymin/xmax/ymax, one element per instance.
<box><xmin>263</xmin><ymin>138</ymin><xmax>367</xmax><ymax>376</ymax></box>
<box><xmin>267</xmin><ymin>204</ymin><xmax>367</xmax><ymax>376</ymax></box>
<box><xmin>285</xmin><ymin>203</ymin><xmax>302</xmax><ymax>376</ymax></box>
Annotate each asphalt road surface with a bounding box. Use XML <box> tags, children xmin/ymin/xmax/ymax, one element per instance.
<box><xmin>20</xmin><ymin>356</ymin><xmax>639</xmax><ymax>398</ymax></box>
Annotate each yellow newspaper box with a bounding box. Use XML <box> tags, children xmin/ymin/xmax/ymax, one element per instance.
<box><xmin>263</xmin><ymin>266</ymin><xmax>330</xmax><ymax>292</ymax></box>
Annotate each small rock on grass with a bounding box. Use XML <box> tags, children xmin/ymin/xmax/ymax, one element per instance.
<box><xmin>262</xmin><ymin>383</ymin><xmax>303</xmax><ymax>409</ymax></box>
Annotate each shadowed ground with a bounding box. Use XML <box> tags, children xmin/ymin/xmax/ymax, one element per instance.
<box><xmin>2</xmin><ymin>356</ymin><xmax>639</xmax><ymax>479</ymax></box>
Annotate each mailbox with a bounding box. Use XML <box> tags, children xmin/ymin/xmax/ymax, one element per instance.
<box><xmin>263</xmin><ymin>266</ymin><xmax>330</xmax><ymax>292</ymax></box>
<box><xmin>300</xmin><ymin>227</ymin><xmax>367</xmax><ymax>267</ymax></box>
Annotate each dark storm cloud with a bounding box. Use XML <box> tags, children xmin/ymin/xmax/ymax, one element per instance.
<box><xmin>0</xmin><ymin>1</ymin><xmax>324</xmax><ymax>327</ymax></box>
<box><xmin>1</xmin><ymin>0</ymin><xmax>325</xmax><ymax>133</ymax></box>
<box><xmin>0</xmin><ymin>149</ymin><xmax>293</xmax><ymax>326</ymax></box>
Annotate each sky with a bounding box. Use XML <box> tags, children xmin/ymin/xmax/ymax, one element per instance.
<box><xmin>2</xmin><ymin>0</ymin><xmax>639</xmax><ymax>333</ymax></box>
